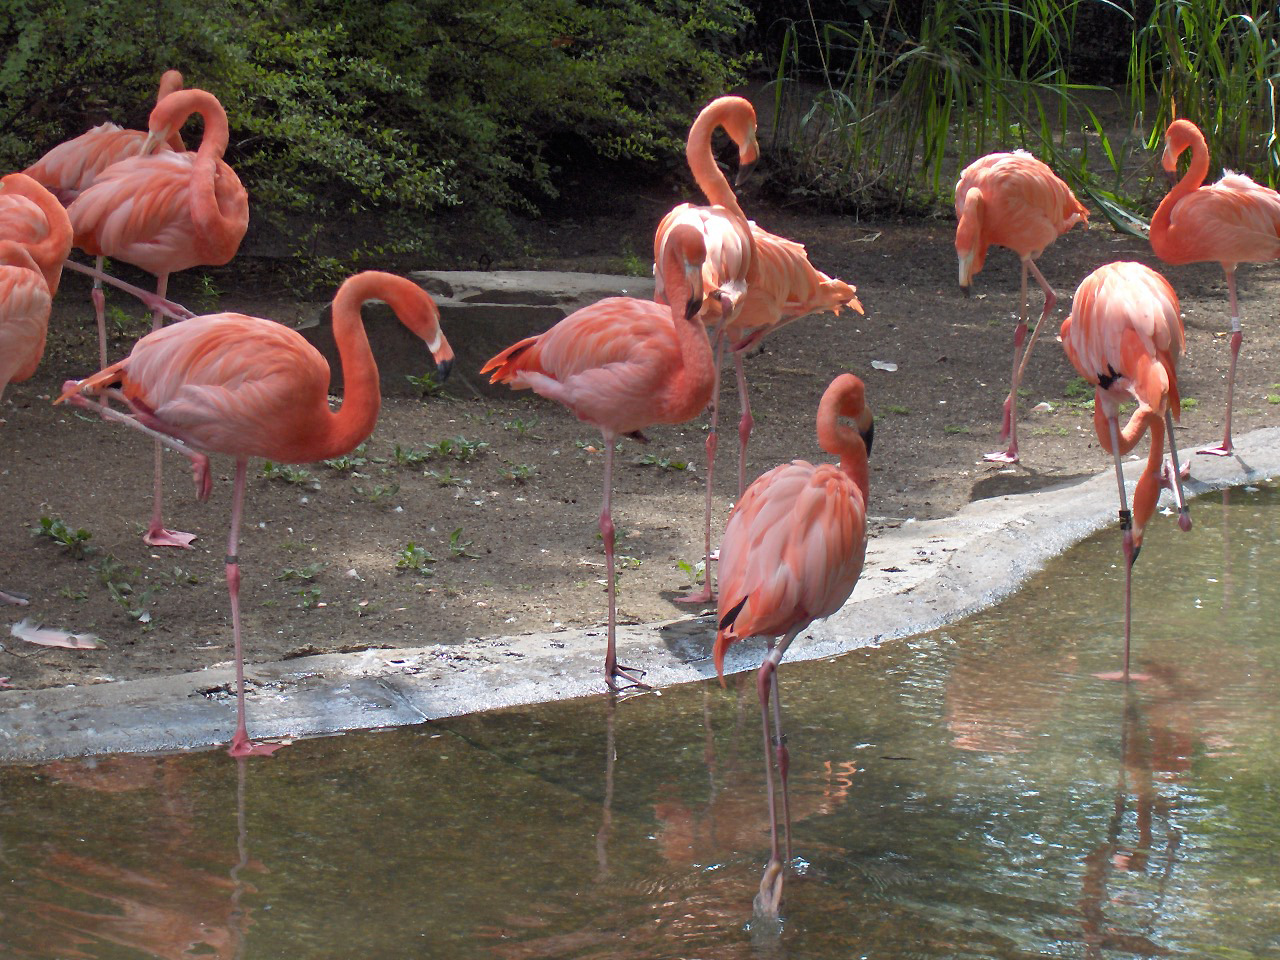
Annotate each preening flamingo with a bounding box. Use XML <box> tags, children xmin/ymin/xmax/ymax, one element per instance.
<box><xmin>1060</xmin><ymin>261</ymin><xmax>1191</xmax><ymax>682</ymax></box>
<box><xmin>483</xmin><ymin>223</ymin><xmax>715</xmax><ymax>691</ymax></box>
<box><xmin>67</xmin><ymin>86</ymin><xmax>249</xmax><ymax>549</ymax></box>
<box><xmin>656</xmin><ymin>95</ymin><xmax>860</xmax><ymax>605</ymax></box>
<box><xmin>0</xmin><ymin>174</ymin><xmax>73</xmax><ymax>606</ymax></box>
<box><xmin>58</xmin><ymin>271</ymin><xmax>454</xmax><ymax>756</ymax></box>
<box><xmin>1149</xmin><ymin>118</ymin><xmax>1280</xmax><ymax>456</ymax></box>
<box><xmin>713</xmin><ymin>372</ymin><xmax>873</xmax><ymax>919</ymax></box>
<box><xmin>25</xmin><ymin>69</ymin><xmax>185</xmax><ymax>366</ymax></box>
<box><xmin>955</xmin><ymin>150</ymin><xmax>1089</xmax><ymax>463</ymax></box>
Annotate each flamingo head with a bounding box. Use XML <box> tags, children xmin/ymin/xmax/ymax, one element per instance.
<box><xmin>955</xmin><ymin>187</ymin><xmax>986</xmax><ymax>291</ymax></box>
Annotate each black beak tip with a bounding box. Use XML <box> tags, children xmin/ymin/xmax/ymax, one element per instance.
<box><xmin>734</xmin><ymin>160</ymin><xmax>757</xmax><ymax>187</ymax></box>
<box><xmin>685</xmin><ymin>296</ymin><xmax>703</xmax><ymax>321</ymax></box>
<box><xmin>862</xmin><ymin>420</ymin><xmax>874</xmax><ymax>458</ymax></box>
<box><xmin>436</xmin><ymin>358</ymin><xmax>454</xmax><ymax>381</ymax></box>
<box><xmin>960</xmin><ymin>284</ymin><xmax>971</xmax><ymax>299</ymax></box>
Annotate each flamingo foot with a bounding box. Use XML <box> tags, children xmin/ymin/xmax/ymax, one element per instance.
<box><xmin>144</xmin><ymin>526</ymin><xmax>197</xmax><ymax>549</ymax></box>
<box><xmin>1</xmin><ymin>588</ymin><xmax>30</xmax><ymax>606</ymax></box>
<box><xmin>227</xmin><ymin>731</ymin><xmax>285</xmax><ymax>757</ymax></box>
<box><xmin>1092</xmin><ymin>670</ymin><xmax>1153</xmax><ymax>683</ymax></box>
<box><xmin>1197</xmin><ymin>441</ymin><xmax>1235</xmax><ymax>457</ymax></box>
<box><xmin>752</xmin><ymin>858</ymin><xmax>785</xmax><ymax>920</ymax></box>
<box><xmin>674</xmin><ymin>584</ymin><xmax>714</xmax><ymax>605</ymax></box>
<box><xmin>983</xmin><ymin>448</ymin><xmax>1019</xmax><ymax>464</ymax></box>
<box><xmin>605</xmin><ymin>662</ymin><xmax>650</xmax><ymax>693</ymax></box>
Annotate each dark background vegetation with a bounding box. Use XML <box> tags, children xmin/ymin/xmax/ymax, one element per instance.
<box><xmin>3</xmin><ymin>0</ymin><xmax>1277</xmax><ymax>285</ymax></box>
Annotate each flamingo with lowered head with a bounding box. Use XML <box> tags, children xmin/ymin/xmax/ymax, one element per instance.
<box><xmin>1060</xmin><ymin>261</ymin><xmax>1192</xmax><ymax>682</ymax></box>
<box><xmin>25</xmin><ymin>68</ymin><xmax>186</xmax><ymax>366</ymax></box>
<box><xmin>955</xmin><ymin>150</ymin><xmax>1089</xmax><ymax>463</ymax></box>
<box><xmin>58</xmin><ymin>271</ymin><xmax>454</xmax><ymax>756</ymax></box>
<box><xmin>483</xmin><ymin>223</ymin><xmax>715</xmax><ymax>691</ymax></box>
<box><xmin>1150</xmin><ymin>117</ymin><xmax>1280</xmax><ymax>456</ymax></box>
<box><xmin>714</xmin><ymin>372</ymin><xmax>873</xmax><ymax>919</ymax></box>
<box><xmin>67</xmin><ymin>86</ymin><xmax>249</xmax><ymax>549</ymax></box>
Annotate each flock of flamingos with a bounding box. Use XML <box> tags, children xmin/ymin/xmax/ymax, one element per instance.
<box><xmin>0</xmin><ymin>71</ymin><xmax>1276</xmax><ymax>917</ymax></box>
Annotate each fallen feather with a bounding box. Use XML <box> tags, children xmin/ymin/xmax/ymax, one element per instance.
<box><xmin>10</xmin><ymin>619</ymin><xmax>102</xmax><ymax>650</ymax></box>
<box><xmin>871</xmin><ymin>360</ymin><xmax>898</xmax><ymax>372</ymax></box>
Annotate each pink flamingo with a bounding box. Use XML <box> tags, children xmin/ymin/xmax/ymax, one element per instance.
<box><xmin>483</xmin><ymin>223</ymin><xmax>715</xmax><ymax>691</ymax></box>
<box><xmin>1150</xmin><ymin>118</ymin><xmax>1280</xmax><ymax>456</ymax></box>
<box><xmin>1060</xmin><ymin>261</ymin><xmax>1191</xmax><ymax>682</ymax></box>
<box><xmin>658</xmin><ymin>96</ymin><xmax>861</xmax><ymax>605</ymax></box>
<box><xmin>714</xmin><ymin>373</ymin><xmax>873</xmax><ymax>918</ymax></box>
<box><xmin>0</xmin><ymin>174</ymin><xmax>73</xmax><ymax>606</ymax></box>
<box><xmin>955</xmin><ymin>150</ymin><xmax>1089</xmax><ymax>463</ymax></box>
<box><xmin>58</xmin><ymin>271</ymin><xmax>454</xmax><ymax>756</ymax></box>
<box><xmin>25</xmin><ymin>69</ymin><xmax>185</xmax><ymax>366</ymax></box>
<box><xmin>67</xmin><ymin>86</ymin><xmax>249</xmax><ymax>549</ymax></box>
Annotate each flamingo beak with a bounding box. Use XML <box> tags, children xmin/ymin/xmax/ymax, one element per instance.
<box><xmin>685</xmin><ymin>290</ymin><xmax>704</xmax><ymax>321</ymax></box>
<box><xmin>435</xmin><ymin>357</ymin><xmax>454</xmax><ymax>381</ymax></box>
<box><xmin>861</xmin><ymin>420</ymin><xmax>874</xmax><ymax>458</ymax></box>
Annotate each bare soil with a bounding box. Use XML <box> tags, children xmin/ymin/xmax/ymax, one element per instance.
<box><xmin>3</xmin><ymin>189</ymin><xmax>1279</xmax><ymax>692</ymax></box>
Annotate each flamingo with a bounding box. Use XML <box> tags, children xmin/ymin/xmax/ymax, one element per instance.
<box><xmin>25</xmin><ymin>68</ymin><xmax>185</xmax><ymax>366</ymax></box>
<box><xmin>1149</xmin><ymin>118</ymin><xmax>1280</xmax><ymax>456</ymax></box>
<box><xmin>57</xmin><ymin>271</ymin><xmax>454</xmax><ymax>756</ymax></box>
<box><xmin>713</xmin><ymin>372</ymin><xmax>873</xmax><ymax>919</ymax></box>
<box><xmin>1060</xmin><ymin>261</ymin><xmax>1192</xmax><ymax>682</ymax></box>
<box><xmin>67</xmin><ymin>86</ymin><xmax>249</xmax><ymax>549</ymax></box>
<box><xmin>482</xmin><ymin>223</ymin><xmax>715</xmax><ymax>691</ymax></box>
<box><xmin>955</xmin><ymin>150</ymin><xmax>1089</xmax><ymax>463</ymax></box>
<box><xmin>0</xmin><ymin>174</ymin><xmax>73</xmax><ymax>606</ymax></box>
<box><xmin>657</xmin><ymin>95</ymin><xmax>861</xmax><ymax>605</ymax></box>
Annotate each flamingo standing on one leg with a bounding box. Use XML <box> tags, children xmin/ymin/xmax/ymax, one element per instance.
<box><xmin>67</xmin><ymin>86</ymin><xmax>249</xmax><ymax>549</ymax></box>
<box><xmin>57</xmin><ymin>272</ymin><xmax>454</xmax><ymax>756</ymax></box>
<box><xmin>657</xmin><ymin>95</ymin><xmax>861</xmax><ymax>605</ymax></box>
<box><xmin>714</xmin><ymin>373</ymin><xmax>873</xmax><ymax>919</ymax></box>
<box><xmin>1149</xmin><ymin>118</ymin><xmax>1280</xmax><ymax>457</ymax></box>
<box><xmin>1060</xmin><ymin>261</ymin><xmax>1192</xmax><ymax>682</ymax></box>
<box><xmin>483</xmin><ymin>224</ymin><xmax>716</xmax><ymax>691</ymax></box>
<box><xmin>25</xmin><ymin>69</ymin><xmax>185</xmax><ymax>366</ymax></box>
<box><xmin>955</xmin><ymin>150</ymin><xmax>1089</xmax><ymax>463</ymax></box>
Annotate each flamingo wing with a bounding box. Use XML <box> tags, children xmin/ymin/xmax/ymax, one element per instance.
<box><xmin>0</xmin><ymin>261</ymin><xmax>53</xmax><ymax>393</ymax></box>
<box><xmin>717</xmin><ymin>459</ymin><xmax>867</xmax><ymax>643</ymax></box>
<box><xmin>1166</xmin><ymin>174</ymin><xmax>1280</xmax><ymax>264</ymax></box>
<box><xmin>24</xmin><ymin>124</ymin><xmax>165</xmax><ymax>204</ymax></box>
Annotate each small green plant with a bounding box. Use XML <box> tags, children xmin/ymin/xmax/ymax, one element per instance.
<box><xmin>616</xmin><ymin>554</ymin><xmax>641</xmax><ymax>569</ymax></box>
<box><xmin>677</xmin><ymin>558</ymin><xmax>706</xmax><ymax>585</ymax></box>
<box><xmin>193</xmin><ymin>273</ymin><xmax>222</xmax><ymax>311</ymax></box>
<box><xmin>31</xmin><ymin>516</ymin><xmax>93</xmax><ymax>558</ymax></box>
<box><xmin>943</xmin><ymin>425</ymin><xmax>971</xmax><ymax>435</ymax></box>
<box><xmin>407</xmin><ymin>371</ymin><xmax>446</xmax><ymax>398</ymax></box>
<box><xmin>637</xmin><ymin>453</ymin><xmax>689</xmax><ymax>471</ymax></box>
<box><xmin>499</xmin><ymin>462</ymin><xmax>535</xmax><ymax>483</ymax></box>
<box><xmin>429</xmin><ymin>436</ymin><xmax>488</xmax><ymax>462</ymax></box>
<box><xmin>502</xmin><ymin>416</ymin><xmax>541</xmax><ymax>436</ymax></box>
<box><xmin>261</xmin><ymin>461</ymin><xmax>316</xmax><ymax>485</ymax></box>
<box><xmin>107</xmin><ymin>580</ymin><xmax>155</xmax><ymax>625</ymax></box>
<box><xmin>1031</xmin><ymin>426</ymin><xmax>1069</xmax><ymax>437</ymax></box>
<box><xmin>885</xmin><ymin>405</ymin><xmax>911</xmax><ymax>416</ymax></box>
<box><xmin>277</xmin><ymin>563</ymin><xmax>324</xmax><ymax>582</ymax></box>
<box><xmin>1267</xmin><ymin>394</ymin><xmax>1280</xmax><ymax>405</ymax></box>
<box><xmin>166</xmin><ymin>566</ymin><xmax>200</xmax><ymax>586</ymax></box>
<box><xmin>1181</xmin><ymin>397</ymin><xmax>1199</xmax><ymax>410</ymax></box>
<box><xmin>448</xmin><ymin>527</ymin><xmax>479</xmax><ymax>559</ymax></box>
<box><xmin>391</xmin><ymin>444</ymin><xmax>431</xmax><ymax>467</ymax></box>
<box><xmin>296</xmin><ymin>585</ymin><xmax>323</xmax><ymax>609</ymax></box>
<box><xmin>395</xmin><ymin>542</ymin><xmax>437</xmax><ymax>575</ymax></box>
<box><xmin>105</xmin><ymin>305</ymin><xmax>147</xmax><ymax>337</ymax></box>
<box><xmin>354</xmin><ymin>482</ymin><xmax>400</xmax><ymax>504</ymax></box>
<box><xmin>426</xmin><ymin>468</ymin><xmax>466</xmax><ymax>487</ymax></box>
<box><xmin>59</xmin><ymin>586</ymin><xmax>89</xmax><ymax>601</ymax></box>
<box><xmin>323</xmin><ymin>443</ymin><xmax>370</xmax><ymax>472</ymax></box>
<box><xmin>619</xmin><ymin>247</ymin><xmax>650</xmax><ymax>277</ymax></box>
<box><xmin>1063</xmin><ymin>378</ymin><xmax>1094</xmax><ymax>403</ymax></box>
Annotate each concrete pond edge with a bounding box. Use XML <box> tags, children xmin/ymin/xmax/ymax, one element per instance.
<box><xmin>3</xmin><ymin>427</ymin><xmax>1276</xmax><ymax>763</ymax></box>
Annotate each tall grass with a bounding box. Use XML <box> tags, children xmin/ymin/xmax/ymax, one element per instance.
<box><xmin>1128</xmin><ymin>0</ymin><xmax>1280</xmax><ymax>186</ymax></box>
<box><xmin>768</xmin><ymin>2</ymin><xmax>1133</xmax><ymax>218</ymax></box>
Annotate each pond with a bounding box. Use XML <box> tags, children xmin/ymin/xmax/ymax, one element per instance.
<box><xmin>2</xmin><ymin>484</ymin><xmax>1277</xmax><ymax>959</ymax></box>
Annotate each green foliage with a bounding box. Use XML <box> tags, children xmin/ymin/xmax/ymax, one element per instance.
<box><xmin>30</xmin><ymin>516</ymin><xmax>92</xmax><ymax>558</ymax></box>
<box><xmin>323</xmin><ymin>443</ymin><xmax>370</xmax><ymax>472</ymax></box>
<box><xmin>276</xmin><ymin>563</ymin><xmax>324</xmax><ymax>581</ymax></box>
<box><xmin>395</xmin><ymin>542</ymin><xmax>436</xmax><ymax>575</ymax></box>
<box><xmin>448</xmin><ymin>527</ymin><xmax>478</xmax><ymax>559</ymax></box>
<box><xmin>637</xmin><ymin>453</ymin><xmax>690</xmax><ymax>471</ymax></box>
<box><xmin>0</xmin><ymin>0</ymin><xmax>751</xmax><ymax>278</ymax></box>
<box><xmin>261</xmin><ymin>461</ymin><xmax>315</xmax><ymax>485</ymax></box>
<box><xmin>429</xmin><ymin>436</ymin><xmax>488</xmax><ymax>462</ymax></box>
<box><xmin>406</xmin><ymin>371</ymin><xmax>447</xmax><ymax>399</ymax></box>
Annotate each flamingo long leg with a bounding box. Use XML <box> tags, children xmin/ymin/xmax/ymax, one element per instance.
<box><xmin>1163</xmin><ymin>409</ymin><xmax>1192</xmax><ymax>531</ymax></box>
<box><xmin>677</xmin><ymin>327</ymin><xmax>728</xmax><ymax>605</ymax></box>
<box><xmin>226</xmin><ymin>458</ymin><xmax>283</xmax><ymax>757</ymax></box>
<box><xmin>987</xmin><ymin>258</ymin><xmax>1056</xmax><ymax>463</ymax></box>
<box><xmin>1105</xmin><ymin>411</ymin><xmax>1137</xmax><ymax>683</ymax></box>
<box><xmin>753</xmin><ymin>624</ymin><xmax>803</xmax><ymax>919</ymax></box>
<box><xmin>1201</xmin><ymin>267</ymin><xmax>1243</xmax><ymax>457</ymax></box>
<box><xmin>92</xmin><ymin>255</ymin><xmax>108</xmax><ymax>368</ymax></box>
<box><xmin>600</xmin><ymin>433</ymin><xmax>647</xmax><ymax>690</ymax></box>
<box><xmin>143</xmin><ymin>272</ymin><xmax>197</xmax><ymax>549</ymax></box>
<box><xmin>1</xmin><ymin>588</ymin><xmax>29</xmax><ymax>606</ymax></box>
<box><xmin>61</xmin><ymin>259</ymin><xmax>195</xmax><ymax>322</ymax></box>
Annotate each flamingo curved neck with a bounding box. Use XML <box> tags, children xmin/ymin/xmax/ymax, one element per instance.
<box><xmin>657</xmin><ymin>250</ymin><xmax>715</xmax><ymax>421</ymax></box>
<box><xmin>1151</xmin><ymin>127</ymin><xmax>1209</xmax><ymax>259</ymax></box>
<box><xmin>817</xmin><ymin>407</ymin><xmax>870</xmax><ymax>500</ymax></box>
<box><xmin>687</xmin><ymin>105</ymin><xmax>750</xmax><ymax>227</ymax></box>
<box><xmin>4</xmin><ymin>175</ymin><xmax>71</xmax><ymax>295</ymax></box>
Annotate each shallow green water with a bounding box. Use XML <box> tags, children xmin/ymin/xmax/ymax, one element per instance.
<box><xmin>3</xmin><ymin>484</ymin><xmax>1278</xmax><ymax>959</ymax></box>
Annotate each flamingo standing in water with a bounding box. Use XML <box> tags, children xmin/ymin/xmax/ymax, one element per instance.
<box><xmin>483</xmin><ymin>223</ymin><xmax>715</xmax><ymax>691</ymax></box>
<box><xmin>25</xmin><ymin>69</ymin><xmax>186</xmax><ymax>366</ymax></box>
<box><xmin>714</xmin><ymin>373</ymin><xmax>873</xmax><ymax>919</ymax></box>
<box><xmin>955</xmin><ymin>150</ymin><xmax>1089</xmax><ymax>463</ymax></box>
<box><xmin>58</xmin><ymin>271</ymin><xmax>454</xmax><ymax>756</ymax></box>
<box><xmin>0</xmin><ymin>175</ymin><xmax>73</xmax><ymax>606</ymax></box>
<box><xmin>67</xmin><ymin>86</ymin><xmax>249</xmax><ymax>549</ymax></box>
<box><xmin>657</xmin><ymin>95</ymin><xmax>861</xmax><ymax>604</ymax></box>
<box><xmin>1149</xmin><ymin>118</ymin><xmax>1280</xmax><ymax>456</ymax></box>
<box><xmin>1060</xmin><ymin>261</ymin><xmax>1192</xmax><ymax>682</ymax></box>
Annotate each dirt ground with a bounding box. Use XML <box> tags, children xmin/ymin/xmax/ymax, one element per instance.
<box><xmin>3</xmin><ymin>183</ymin><xmax>1279</xmax><ymax>693</ymax></box>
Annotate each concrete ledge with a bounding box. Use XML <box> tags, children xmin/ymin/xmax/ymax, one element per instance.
<box><xmin>2</xmin><ymin>428</ymin><xmax>1275</xmax><ymax>763</ymax></box>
